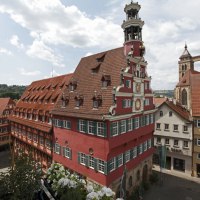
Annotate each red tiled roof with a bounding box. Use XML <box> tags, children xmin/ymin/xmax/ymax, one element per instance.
<box><xmin>0</xmin><ymin>98</ymin><xmax>15</xmax><ymax>116</ymax></box>
<box><xmin>153</xmin><ymin>97</ymin><xmax>167</xmax><ymax>107</ymax></box>
<box><xmin>161</xmin><ymin>100</ymin><xmax>191</xmax><ymax>121</ymax></box>
<box><xmin>52</xmin><ymin>47</ymin><xmax>127</xmax><ymax>119</ymax></box>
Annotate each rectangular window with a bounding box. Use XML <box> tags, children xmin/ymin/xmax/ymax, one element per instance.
<box><xmin>127</xmin><ymin>118</ymin><xmax>132</xmax><ymax>132</ymax></box>
<box><xmin>118</xmin><ymin>154</ymin><xmax>123</xmax><ymax>167</ymax></box>
<box><xmin>40</xmin><ymin>136</ymin><xmax>44</xmax><ymax>146</ymax></box>
<box><xmin>145</xmin><ymin>115</ymin><xmax>149</xmax><ymax>125</ymax></box>
<box><xmin>135</xmin><ymin>117</ymin><xmax>139</xmax><ymax>129</ymax></box>
<box><xmin>173</xmin><ymin>124</ymin><xmax>178</xmax><ymax>131</ymax></box>
<box><xmin>164</xmin><ymin>124</ymin><xmax>169</xmax><ymax>130</ymax></box>
<box><xmin>109</xmin><ymin>158</ymin><xmax>115</xmax><ymax>172</ymax></box>
<box><xmin>80</xmin><ymin>153</ymin><xmax>86</xmax><ymax>165</ymax></box>
<box><xmin>28</xmin><ymin>132</ymin><xmax>32</xmax><ymax>140</ymax></box>
<box><xmin>165</xmin><ymin>138</ymin><xmax>169</xmax><ymax>145</ymax></box>
<box><xmin>125</xmin><ymin>150</ymin><xmax>130</xmax><ymax>163</ymax></box>
<box><xmin>120</xmin><ymin>120</ymin><xmax>126</xmax><ymax>133</ymax></box>
<box><xmin>156</xmin><ymin>123</ymin><xmax>161</xmax><ymax>129</ymax></box>
<box><xmin>183</xmin><ymin>141</ymin><xmax>189</xmax><ymax>148</ymax></box>
<box><xmin>197</xmin><ymin>139</ymin><xmax>200</xmax><ymax>146</ymax></box>
<box><xmin>89</xmin><ymin>156</ymin><xmax>95</xmax><ymax>169</ymax></box>
<box><xmin>148</xmin><ymin>139</ymin><xmax>152</xmax><ymax>148</ymax></box>
<box><xmin>174</xmin><ymin>140</ymin><xmax>179</xmax><ymax>147</ymax></box>
<box><xmin>64</xmin><ymin>147</ymin><xmax>71</xmax><ymax>158</ymax></box>
<box><xmin>79</xmin><ymin>120</ymin><xmax>86</xmax><ymax>133</ymax></box>
<box><xmin>55</xmin><ymin>143</ymin><xmax>60</xmax><ymax>154</ymax></box>
<box><xmin>98</xmin><ymin>159</ymin><xmax>105</xmax><ymax>173</ymax></box>
<box><xmin>33</xmin><ymin>134</ymin><xmax>38</xmax><ymax>143</ymax></box>
<box><xmin>88</xmin><ymin>121</ymin><xmax>95</xmax><ymax>134</ymax></box>
<box><xmin>139</xmin><ymin>144</ymin><xmax>143</xmax><ymax>154</ymax></box>
<box><xmin>144</xmin><ymin>98</ymin><xmax>150</xmax><ymax>106</ymax></box>
<box><xmin>157</xmin><ymin>137</ymin><xmax>161</xmax><ymax>144</ymax></box>
<box><xmin>112</xmin><ymin>122</ymin><xmax>118</xmax><ymax>136</ymax></box>
<box><xmin>63</xmin><ymin>120</ymin><xmax>71</xmax><ymax>129</ymax></box>
<box><xmin>197</xmin><ymin>120</ymin><xmax>200</xmax><ymax>128</ymax></box>
<box><xmin>183</xmin><ymin>125</ymin><xmax>188</xmax><ymax>132</ymax></box>
<box><xmin>125</xmin><ymin>80</ymin><xmax>131</xmax><ymax>88</ymax></box>
<box><xmin>97</xmin><ymin>122</ymin><xmax>105</xmax><ymax>137</ymax></box>
<box><xmin>45</xmin><ymin>139</ymin><xmax>51</xmax><ymax>149</ymax></box>
<box><xmin>197</xmin><ymin>154</ymin><xmax>200</xmax><ymax>159</ymax></box>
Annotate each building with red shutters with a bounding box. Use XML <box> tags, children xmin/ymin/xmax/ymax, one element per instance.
<box><xmin>9</xmin><ymin>74</ymin><xmax>72</xmax><ymax>169</ymax></box>
<box><xmin>52</xmin><ymin>1</ymin><xmax>155</xmax><ymax>194</ymax></box>
<box><xmin>0</xmin><ymin>98</ymin><xmax>15</xmax><ymax>149</ymax></box>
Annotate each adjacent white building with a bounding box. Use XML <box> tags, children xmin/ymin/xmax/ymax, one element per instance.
<box><xmin>153</xmin><ymin>99</ymin><xmax>192</xmax><ymax>175</ymax></box>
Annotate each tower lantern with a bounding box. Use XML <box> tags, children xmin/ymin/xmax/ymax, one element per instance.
<box><xmin>121</xmin><ymin>1</ymin><xmax>144</xmax><ymax>57</ymax></box>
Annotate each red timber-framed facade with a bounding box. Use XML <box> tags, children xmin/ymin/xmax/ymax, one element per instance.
<box><xmin>9</xmin><ymin>74</ymin><xmax>72</xmax><ymax>169</ymax></box>
<box><xmin>52</xmin><ymin>1</ymin><xmax>155</xmax><ymax>194</ymax></box>
<box><xmin>0</xmin><ymin>98</ymin><xmax>15</xmax><ymax>149</ymax></box>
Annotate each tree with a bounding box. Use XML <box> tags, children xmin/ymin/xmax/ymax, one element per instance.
<box><xmin>0</xmin><ymin>152</ymin><xmax>43</xmax><ymax>200</ymax></box>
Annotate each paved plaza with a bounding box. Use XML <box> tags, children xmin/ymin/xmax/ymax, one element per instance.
<box><xmin>143</xmin><ymin>171</ymin><xmax>200</xmax><ymax>200</ymax></box>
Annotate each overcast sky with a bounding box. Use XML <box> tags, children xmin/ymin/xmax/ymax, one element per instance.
<box><xmin>0</xmin><ymin>0</ymin><xmax>200</xmax><ymax>89</ymax></box>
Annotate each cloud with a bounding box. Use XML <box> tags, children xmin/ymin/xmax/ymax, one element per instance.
<box><xmin>26</xmin><ymin>40</ymin><xmax>64</xmax><ymax>67</ymax></box>
<box><xmin>10</xmin><ymin>35</ymin><xmax>24</xmax><ymax>49</ymax></box>
<box><xmin>19</xmin><ymin>68</ymin><xmax>41</xmax><ymax>76</ymax></box>
<box><xmin>0</xmin><ymin>48</ymin><xmax>12</xmax><ymax>55</ymax></box>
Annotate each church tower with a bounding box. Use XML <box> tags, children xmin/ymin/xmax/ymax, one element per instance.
<box><xmin>178</xmin><ymin>44</ymin><xmax>194</xmax><ymax>81</ymax></box>
<box><xmin>121</xmin><ymin>1</ymin><xmax>145</xmax><ymax>57</ymax></box>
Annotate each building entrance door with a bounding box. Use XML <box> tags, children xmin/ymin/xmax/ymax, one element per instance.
<box><xmin>165</xmin><ymin>156</ymin><xmax>171</xmax><ymax>170</ymax></box>
<box><xmin>173</xmin><ymin>158</ymin><xmax>185</xmax><ymax>172</ymax></box>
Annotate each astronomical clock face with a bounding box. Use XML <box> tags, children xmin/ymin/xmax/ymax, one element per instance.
<box><xmin>136</xmin><ymin>83</ymin><xmax>141</xmax><ymax>93</ymax></box>
<box><xmin>135</xmin><ymin>99</ymin><xmax>141</xmax><ymax>110</ymax></box>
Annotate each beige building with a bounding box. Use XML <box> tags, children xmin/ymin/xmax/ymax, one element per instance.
<box><xmin>154</xmin><ymin>100</ymin><xmax>192</xmax><ymax>174</ymax></box>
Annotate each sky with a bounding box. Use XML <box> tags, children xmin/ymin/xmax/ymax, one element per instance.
<box><xmin>0</xmin><ymin>0</ymin><xmax>200</xmax><ymax>90</ymax></box>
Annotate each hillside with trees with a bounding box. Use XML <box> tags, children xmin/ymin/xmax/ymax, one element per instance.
<box><xmin>0</xmin><ymin>84</ymin><xmax>26</xmax><ymax>100</ymax></box>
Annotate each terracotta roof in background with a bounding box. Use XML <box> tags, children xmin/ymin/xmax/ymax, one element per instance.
<box><xmin>162</xmin><ymin>100</ymin><xmax>191</xmax><ymax>121</ymax></box>
<box><xmin>16</xmin><ymin>73</ymin><xmax>73</xmax><ymax>113</ymax></box>
<box><xmin>191</xmin><ymin>72</ymin><xmax>200</xmax><ymax>116</ymax></box>
<box><xmin>52</xmin><ymin>47</ymin><xmax>127</xmax><ymax>119</ymax></box>
<box><xmin>0</xmin><ymin>98</ymin><xmax>15</xmax><ymax>116</ymax></box>
<box><xmin>153</xmin><ymin>97</ymin><xmax>167</xmax><ymax>107</ymax></box>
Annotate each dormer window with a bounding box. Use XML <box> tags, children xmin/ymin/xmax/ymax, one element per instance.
<box><xmin>69</xmin><ymin>80</ymin><xmax>77</xmax><ymax>92</ymax></box>
<box><xmin>101</xmin><ymin>75</ymin><xmax>111</xmax><ymax>87</ymax></box>
<box><xmin>92</xmin><ymin>95</ymin><xmax>102</xmax><ymax>109</ymax></box>
<box><xmin>75</xmin><ymin>95</ymin><xmax>84</xmax><ymax>107</ymax></box>
<box><xmin>61</xmin><ymin>94</ymin><xmax>69</xmax><ymax>108</ymax></box>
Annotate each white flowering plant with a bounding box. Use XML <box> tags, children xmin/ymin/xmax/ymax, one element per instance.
<box><xmin>46</xmin><ymin>163</ymin><xmax>117</xmax><ymax>200</ymax></box>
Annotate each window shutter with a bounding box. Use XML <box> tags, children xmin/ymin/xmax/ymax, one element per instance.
<box><xmin>60</xmin><ymin>120</ymin><xmax>64</xmax><ymax>128</ymax></box>
<box><xmin>94</xmin><ymin>121</ymin><xmax>97</xmax><ymax>135</ymax></box>
<box><xmin>85</xmin><ymin>155</ymin><xmax>89</xmax><ymax>167</ymax></box>
<box><xmin>115</xmin><ymin>156</ymin><xmax>119</xmax><ymax>168</ymax></box>
<box><xmin>59</xmin><ymin>145</ymin><xmax>61</xmax><ymax>155</ymax></box>
<box><xmin>104</xmin><ymin>122</ymin><xmax>107</xmax><ymax>137</ymax></box>
<box><xmin>130</xmin><ymin>149</ymin><xmax>133</xmax><ymax>159</ymax></box>
<box><xmin>69</xmin><ymin>149</ymin><xmax>72</xmax><ymax>160</ymax></box>
<box><xmin>118</xmin><ymin>121</ymin><xmax>121</xmax><ymax>134</ymax></box>
<box><xmin>132</xmin><ymin>118</ymin><xmax>135</xmax><ymax>130</ymax></box>
<box><xmin>67</xmin><ymin>121</ymin><xmax>71</xmax><ymax>129</ymax></box>
<box><xmin>52</xmin><ymin>119</ymin><xmax>55</xmax><ymax>126</ymax></box>
<box><xmin>110</xmin><ymin>122</ymin><xmax>113</xmax><ymax>137</ymax></box>
<box><xmin>126</xmin><ymin>120</ymin><xmax>129</xmax><ymax>132</ymax></box>
<box><xmin>62</xmin><ymin>147</ymin><xmax>65</xmax><ymax>157</ymax></box>
<box><xmin>122</xmin><ymin>99</ymin><xmax>125</xmax><ymax>108</ymax></box>
<box><xmin>84</xmin><ymin>120</ymin><xmax>87</xmax><ymax>133</ymax></box>
<box><xmin>78</xmin><ymin>152</ymin><xmax>81</xmax><ymax>164</ymax></box>
<box><xmin>104</xmin><ymin>162</ymin><xmax>108</xmax><ymax>175</ymax></box>
<box><xmin>123</xmin><ymin>153</ymin><xmax>126</xmax><ymax>164</ymax></box>
<box><xmin>77</xmin><ymin>119</ymin><xmax>80</xmax><ymax>131</ymax></box>
<box><xmin>53</xmin><ymin>143</ymin><xmax>56</xmax><ymax>153</ymax></box>
<box><xmin>94</xmin><ymin>158</ymin><xmax>98</xmax><ymax>171</ymax></box>
<box><xmin>137</xmin><ymin>146</ymin><xmax>140</xmax><ymax>155</ymax></box>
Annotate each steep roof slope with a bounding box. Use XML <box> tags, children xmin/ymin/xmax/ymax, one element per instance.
<box><xmin>53</xmin><ymin>47</ymin><xmax>127</xmax><ymax>120</ymax></box>
<box><xmin>0</xmin><ymin>98</ymin><xmax>11</xmax><ymax>115</ymax></box>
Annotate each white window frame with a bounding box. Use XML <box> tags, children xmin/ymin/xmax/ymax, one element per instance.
<box><xmin>133</xmin><ymin>147</ymin><xmax>137</xmax><ymax>158</ymax></box>
<box><xmin>112</xmin><ymin>122</ymin><xmax>118</xmax><ymax>136</ymax></box>
<box><xmin>145</xmin><ymin>98</ymin><xmax>150</xmax><ymax>106</ymax></box>
<box><xmin>89</xmin><ymin>156</ymin><xmax>95</xmax><ymax>169</ymax></box>
<box><xmin>79</xmin><ymin>120</ymin><xmax>86</xmax><ymax>133</ymax></box>
<box><xmin>97</xmin><ymin>122</ymin><xmax>104</xmax><ymax>137</ymax></box>
<box><xmin>63</xmin><ymin>120</ymin><xmax>71</xmax><ymax>129</ymax></box>
<box><xmin>135</xmin><ymin>117</ymin><xmax>139</xmax><ymax>129</ymax></box>
<box><xmin>55</xmin><ymin>143</ymin><xmax>60</xmax><ymax>154</ymax></box>
<box><xmin>139</xmin><ymin>144</ymin><xmax>142</xmax><ymax>154</ymax></box>
<box><xmin>109</xmin><ymin>158</ymin><xmax>115</xmax><ymax>172</ymax></box>
<box><xmin>88</xmin><ymin>121</ymin><xmax>95</xmax><ymax>134</ymax></box>
<box><xmin>197</xmin><ymin>120</ymin><xmax>200</xmax><ymax>128</ymax></box>
<box><xmin>148</xmin><ymin>139</ymin><xmax>151</xmax><ymax>148</ymax></box>
<box><xmin>80</xmin><ymin>153</ymin><xmax>86</xmax><ymax>165</ymax></box>
<box><xmin>197</xmin><ymin>138</ymin><xmax>200</xmax><ymax>146</ymax></box>
<box><xmin>144</xmin><ymin>141</ymin><xmax>147</xmax><ymax>151</ymax></box>
<box><xmin>98</xmin><ymin>159</ymin><xmax>105</xmax><ymax>173</ymax></box>
<box><xmin>64</xmin><ymin>147</ymin><xmax>71</xmax><ymax>158</ymax></box>
<box><xmin>145</xmin><ymin>115</ymin><xmax>149</xmax><ymax>125</ymax></box>
<box><xmin>127</xmin><ymin>118</ymin><xmax>132</xmax><ymax>132</ymax></box>
<box><xmin>150</xmin><ymin>114</ymin><xmax>154</xmax><ymax>124</ymax></box>
<box><xmin>120</xmin><ymin>120</ymin><xmax>126</xmax><ymax>134</ymax></box>
<box><xmin>197</xmin><ymin>153</ymin><xmax>200</xmax><ymax>160</ymax></box>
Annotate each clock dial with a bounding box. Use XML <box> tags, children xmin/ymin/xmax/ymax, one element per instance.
<box><xmin>135</xmin><ymin>99</ymin><xmax>141</xmax><ymax>110</ymax></box>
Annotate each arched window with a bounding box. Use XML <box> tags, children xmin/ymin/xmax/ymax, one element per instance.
<box><xmin>160</xmin><ymin>111</ymin><xmax>163</xmax><ymax>117</ymax></box>
<box><xmin>182</xmin><ymin>89</ymin><xmax>187</xmax><ymax>106</ymax></box>
<box><xmin>182</xmin><ymin>65</ymin><xmax>184</xmax><ymax>70</ymax></box>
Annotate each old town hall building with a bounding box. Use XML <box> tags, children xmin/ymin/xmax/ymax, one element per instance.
<box><xmin>52</xmin><ymin>1</ymin><xmax>155</xmax><ymax>193</ymax></box>
<box><xmin>10</xmin><ymin>1</ymin><xmax>155</xmax><ymax>193</ymax></box>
